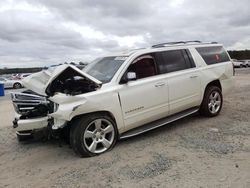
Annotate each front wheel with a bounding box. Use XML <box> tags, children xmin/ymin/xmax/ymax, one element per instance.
<box><xmin>199</xmin><ymin>86</ymin><xmax>223</xmax><ymax>117</ymax></box>
<box><xmin>70</xmin><ymin>113</ymin><xmax>118</xmax><ymax>157</ymax></box>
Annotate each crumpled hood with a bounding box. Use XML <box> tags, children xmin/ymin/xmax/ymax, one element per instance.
<box><xmin>22</xmin><ymin>64</ymin><xmax>102</xmax><ymax>96</ymax></box>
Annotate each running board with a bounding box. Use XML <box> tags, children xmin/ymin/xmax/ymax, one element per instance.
<box><xmin>119</xmin><ymin>107</ymin><xmax>199</xmax><ymax>139</ymax></box>
<box><xmin>16</xmin><ymin>131</ymin><xmax>32</xmax><ymax>136</ymax></box>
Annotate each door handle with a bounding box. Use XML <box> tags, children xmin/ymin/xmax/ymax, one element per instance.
<box><xmin>190</xmin><ymin>75</ymin><xmax>198</xmax><ymax>79</ymax></box>
<box><xmin>155</xmin><ymin>82</ymin><xmax>166</xmax><ymax>87</ymax></box>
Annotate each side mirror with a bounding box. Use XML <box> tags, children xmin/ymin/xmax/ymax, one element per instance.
<box><xmin>127</xmin><ymin>72</ymin><xmax>137</xmax><ymax>81</ymax></box>
<box><xmin>120</xmin><ymin>72</ymin><xmax>137</xmax><ymax>84</ymax></box>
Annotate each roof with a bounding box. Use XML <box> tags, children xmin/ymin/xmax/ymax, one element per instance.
<box><xmin>109</xmin><ymin>41</ymin><xmax>222</xmax><ymax>57</ymax></box>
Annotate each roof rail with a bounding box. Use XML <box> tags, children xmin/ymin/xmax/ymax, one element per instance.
<box><xmin>120</xmin><ymin>47</ymin><xmax>147</xmax><ymax>55</ymax></box>
<box><xmin>151</xmin><ymin>41</ymin><xmax>217</xmax><ymax>48</ymax></box>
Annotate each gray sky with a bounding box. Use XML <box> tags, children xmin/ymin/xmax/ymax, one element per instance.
<box><xmin>0</xmin><ymin>0</ymin><xmax>250</xmax><ymax>68</ymax></box>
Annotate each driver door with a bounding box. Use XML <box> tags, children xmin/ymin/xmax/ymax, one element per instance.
<box><xmin>118</xmin><ymin>55</ymin><xmax>169</xmax><ymax>130</ymax></box>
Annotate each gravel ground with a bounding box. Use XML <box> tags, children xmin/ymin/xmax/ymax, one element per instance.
<box><xmin>0</xmin><ymin>69</ymin><xmax>250</xmax><ymax>188</ymax></box>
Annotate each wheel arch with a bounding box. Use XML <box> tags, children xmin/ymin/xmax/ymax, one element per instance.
<box><xmin>69</xmin><ymin>110</ymin><xmax>118</xmax><ymax>130</ymax></box>
<box><xmin>205</xmin><ymin>80</ymin><xmax>222</xmax><ymax>92</ymax></box>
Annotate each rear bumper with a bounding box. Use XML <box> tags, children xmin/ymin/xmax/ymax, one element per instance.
<box><xmin>13</xmin><ymin>117</ymin><xmax>49</xmax><ymax>132</ymax></box>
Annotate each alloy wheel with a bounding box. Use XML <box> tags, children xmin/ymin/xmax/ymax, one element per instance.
<box><xmin>83</xmin><ymin>118</ymin><xmax>115</xmax><ymax>154</ymax></box>
<box><xmin>208</xmin><ymin>91</ymin><xmax>221</xmax><ymax>114</ymax></box>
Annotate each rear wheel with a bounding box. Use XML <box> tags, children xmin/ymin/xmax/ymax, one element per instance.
<box><xmin>70</xmin><ymin>113</ymin><xmax>118</xmax><ymax>157</ymax></box>
<box><xmin>200</xmin><ymin>86</ymin><xmax>223</xmax><ymax>117</ymax></box>
<box><xmin>13</xmin><ymin>82</ymin><xmax>22</xmax><ymax>89</ymax></box>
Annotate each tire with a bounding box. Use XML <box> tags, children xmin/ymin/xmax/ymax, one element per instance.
<box><xmin>13</xmin><ymin>82</ymin><xmax>22</xmax><ymax>89</ymax></box>
<box><xmin>17</xmin><ymin>133</ymin><xmax>32</xmax><ymax>142</ymax></box>
<box><xmin>70</xmin><ymin>113</ymin><xmax>118</xmax><ymax>157</ymax></box>
<box><xmin>199</xmin><ymin>86</ymin><xmax>223</xmax><ymax>117</ymax></box>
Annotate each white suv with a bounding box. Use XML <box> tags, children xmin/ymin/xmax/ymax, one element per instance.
<box><xmin>11</xmin><ymin>41</ymin><xmax>234</xmax><ymax>157</ymax></box>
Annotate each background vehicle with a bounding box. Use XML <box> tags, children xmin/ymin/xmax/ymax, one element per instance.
<box><xmin>232</xmin><ymin>59</ymin><xmax>244</xmax><ymax>68</ymax></box>
<box><xmin>11</xmin><ymin>41</ymin><xmax>234</xmax><ymax>157</ymax></box>
<box><xmin>0</xmin><ymin>77</ymin><xmax>23</xmax><ymax>89</ymax></box>
<box><xmin>20</xmin><ymin>73</ymin><xmax>32</xmax><ymax>79</ymax></box>
<box><xmin>11</xmin><ymin>73</ymin><xmax>32</xmax><ymax>80</ymax></box>
<box><xmin>242</xmin><ymin>60</ymin><xmax>250</xmax><ymax>67</ymax></box>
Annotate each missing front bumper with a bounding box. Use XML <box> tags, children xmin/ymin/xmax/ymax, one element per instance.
<box><xmin>13</xmin><ymin>117</ymin><xmax>49</xmax><ymax>132</ymax></box>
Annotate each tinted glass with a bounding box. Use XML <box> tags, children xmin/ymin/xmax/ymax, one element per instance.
<box><xmin>128</xmin><ymin>58</ymin><xmax>157</xmax><ymax>79</ymax></box>
<box><xmin>154</xmin><ymin>50</ymin><xmax>192</xmax><ymax>73</ymax></box>
<box><xmin>84</xmin><ymin>57</ymin><xmax>126</xmax><ymax>83</ymax></box>
<box><xmin>196</xmin><ymin>46</ymin><xmax>230</xmax><ymax>65</ymax></box>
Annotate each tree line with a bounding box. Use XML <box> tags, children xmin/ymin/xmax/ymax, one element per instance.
<box><xmin>228</xmin><ymin>50</ymin><xmax>250</xmax><ymax>60</ymax></box>
<box><xmin>0</xmin><ymin>62</ymin><xmax>87</xmax><ymax>75</ymax></box>
<box><xmin>0</xmin><ymin>67</ymin><xmax>43</xmax><ymax>75</ymax></box>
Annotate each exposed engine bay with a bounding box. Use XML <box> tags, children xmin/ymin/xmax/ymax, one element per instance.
<box><xmin>46</xmin><ymin>67</ymin><xmax>101</xmax><ymax>96</ymax></box>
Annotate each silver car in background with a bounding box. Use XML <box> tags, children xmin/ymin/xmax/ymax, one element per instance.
<box><xmin>0</xmin><ymin>77</ymin><xmax>23</xmax><ymax>89</ymax></box>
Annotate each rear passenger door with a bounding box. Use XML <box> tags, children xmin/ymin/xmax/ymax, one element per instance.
<box><xmin>154</xmin><ymin>49</ymin><xmax>201</xmax><ymax>115</ymax></box>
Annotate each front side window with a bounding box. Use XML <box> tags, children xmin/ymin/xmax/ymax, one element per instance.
<box><xmin>84</xmin><ymin>56</ymin><xmax>126</xmax><ymax>83</ymax></box>
<box><xmin>127</xmin><ymin>55</ymin><xmax>157</xmax><ymax>79</ymax></box>
<box><xmin>154</xmin><ymin>50</ymin><xmax>194</xmax><ymax>73</ymax></box>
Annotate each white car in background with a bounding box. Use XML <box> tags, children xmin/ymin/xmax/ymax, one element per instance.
<box><xmin>242</xmin><ymin>60</ymin><xmax>250</xmax><ymax>67</ymax></box>
<box><xmin>0</xmin><ymin>77</ymin><xmax>23</xmax><ymax>89</ymax></box>
<box><xmin>20</xmin><ymin>73</ymin><xmax>32</xmax><ymax>79</ymax></box>
<box><xmin>232</xmin><ymin>59</ymin><xmax>243</xmax><ymax>68</ymax></box>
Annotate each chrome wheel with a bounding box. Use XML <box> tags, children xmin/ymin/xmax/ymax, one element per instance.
<box><xmin>208</xmin><ymin>91</ymin><xmax>221</xmax><ymax>114</ymax></box>
<box><xmin>83</xmin><ymin>119</ymin><xmax>115</xmax><ymax>154</ymax></box>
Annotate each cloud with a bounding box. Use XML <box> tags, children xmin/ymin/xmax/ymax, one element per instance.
<box><xmin>0</xmin><ymin>0</ymin><xmax>250</xmax><ymax>68</ymax></box>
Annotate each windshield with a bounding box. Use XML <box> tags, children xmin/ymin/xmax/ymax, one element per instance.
<box><xmin>83</xmin><ymin>56</ymin><xmax>127</xmax><ymax>83</ymax></box>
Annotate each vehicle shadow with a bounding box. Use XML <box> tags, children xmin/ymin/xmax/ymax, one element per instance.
<box><xmin>118</xmin><ymin>112</ymin><xmax>205</xmax><ymax>145</ymax></box>
<box><xmin>15</xmin><ymin>132</ymin><xmax>77</xmax><ymax>158</ymax></box>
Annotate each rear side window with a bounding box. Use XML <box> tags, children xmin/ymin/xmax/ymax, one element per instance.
<box><xmin>196</xmin><ymin>46</ymin><xmax>230</xmax><ymax>65</ymax></box>
<box><xmin>154</xmin><ymin>49</ymin><xmax>195</xmax><ymax>73</ymax></box>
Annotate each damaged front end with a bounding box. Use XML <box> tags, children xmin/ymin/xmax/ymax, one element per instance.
<box><xmin>11</xmin><ymin>64</ymin><xmax>102</xmax><ymax>139</ymax></box>
<box><xmin>11</xmin><ymin>92</ymin><xmax>53</xmax><ymax>119</ymax></box>
<box><xmin>11</xmin><ymin>91</ymin><xmax>56</xmax><ymax>138</ymax></box>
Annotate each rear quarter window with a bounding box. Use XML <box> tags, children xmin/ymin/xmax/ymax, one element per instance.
<box><xmin>196</xmin><ymin>46</ymin><xmax>230</xmax><ymax>65</ymax></box>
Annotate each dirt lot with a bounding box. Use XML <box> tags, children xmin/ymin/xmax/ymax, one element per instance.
<box><xmin>0</xmin><ymin>69</ymin><xmax>250</xmax><ymax>188</ymax></box>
